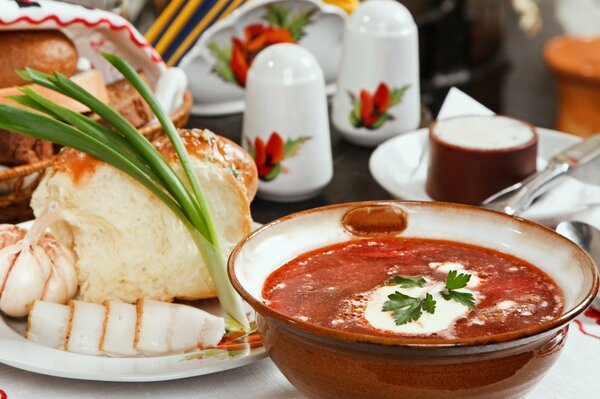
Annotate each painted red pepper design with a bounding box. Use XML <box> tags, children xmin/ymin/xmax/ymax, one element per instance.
<box><xmin>210</xmin><ymin>5</ymin><xmax>315</xmax><ymax>88</ymax></box>
<box><xmin>248</xmin><ymin>132</ymin><xmax>311</xmax><ymax>181</ymax></box>
<box><xmin>349</xmin><ymin>83</ymin><xmax>410</xmax><ymax>130</ymax></box>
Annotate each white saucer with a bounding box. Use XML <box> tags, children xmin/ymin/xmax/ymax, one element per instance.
<box><xmin>369</xmin><ymin>127</ymin><xmax>581</xmax><ymax>201</ymax></box>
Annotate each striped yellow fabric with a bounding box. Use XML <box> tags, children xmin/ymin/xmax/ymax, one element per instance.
<box><xmin>144</xmin><ymin>0</ymin><xmax>356</xmax><ymax>66</ymax></box>
<box><xmin>218</xmin><ymin>0</ymin><xmax>246</xmax><ymax>22</ymax></box>
<box><xmin>153</xmin><ymin>0</ymin><xmax>204</xmax><ymax>54</ymax></box>
<box><xmin>166</xmin><ymin>0</ymin><xmax>232</xmax><ymax>66</ymax></box>
<box><xmin>145</xmin><ymin>0</ymin><xmax>246</xmax><ymax>66</ymax></box>
<box><xmin>145</xmin><ymin>0</ymin><xmax>185</xmax><ymax>44</ymax></box>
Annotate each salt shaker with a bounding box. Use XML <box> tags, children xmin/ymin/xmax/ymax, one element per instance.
<box><xmin>242</xmin><ymin>43</ymin><xmax>333</xmax><ymax>202</ymax></box>
<box><xmin>332</xmin><ymin>0</ymin><xmax>420</xmax><ymax>147</ymax></box>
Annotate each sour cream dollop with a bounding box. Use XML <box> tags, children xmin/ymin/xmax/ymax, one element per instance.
<box><xmin>364</xmin><ymin>266</ymin><xmax>479</xmax><ymax>335</ymax></box>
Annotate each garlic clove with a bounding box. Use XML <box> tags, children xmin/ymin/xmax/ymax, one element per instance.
<box><xmin>0</xmin><ymin>245</ymin><xmax>21</xmax><ymax>293</ymax></box>
<box><xmin>101</xmin><ymin>301</ymin><xmax>138</xmax><ymax>357</ymax></box>
<box><xmin>26</xmin><ymin>300</ymin><xmax>70</xmax><ymax>349</ymax></box>
<box><xmin>0</xmin><ymin>249</ymin><xmax>47</xmax><ymax>317</ymax></box>
<box><xmin>32</xmin><ymin>244</ymin><xmax>69</xmax><ymax>304</ymax></box>
<box><xmin>0</xmin><ymin>202</ymin><xmax>79</xmax><ymax>318</ymax></box>
<box><xmin>65</xmin><ymin>300</ymin><xmax>105</xmax><ymax>356</ymax></box>
<box><xmin>32</xmin><ymin>245</ymin><xmax>53</xmax><ymax>286</ymax></box>
<box><xmin>41</xmin><ymin>267</ymin><xmax>69</xmax><ymax>305</ymax></box>
<box><xmin>42</xmin><ymin>237</ymin><xmax>78</xmax><ymax>298</ymax></box>
<box><xmin>0</xmin><ymin>225</ymin><xmax>25</xmax><ymax>248</ymax></box>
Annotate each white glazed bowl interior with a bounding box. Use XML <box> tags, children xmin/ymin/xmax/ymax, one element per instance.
<box><xmin>231</xmin><ymin>201</ymin><xmax>598</xmax><ymax>345</ymax></box>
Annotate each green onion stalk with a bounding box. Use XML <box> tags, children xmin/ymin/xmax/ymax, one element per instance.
<box><xmin>0</xmin><ymin>53</ymin><xmax>249</xmax><ymax>330</ymax></box>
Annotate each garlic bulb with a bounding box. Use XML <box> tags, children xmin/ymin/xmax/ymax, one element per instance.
<box><xmin>0</xmin><ymin>202</ymin><xmax>78</xmax><ymax>317</ymax></box>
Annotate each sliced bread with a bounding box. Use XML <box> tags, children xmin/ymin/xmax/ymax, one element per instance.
<box><xmin>31</xmin><ymin>129</ymin><xmax>257</xmax><ymax>304</ymax></box>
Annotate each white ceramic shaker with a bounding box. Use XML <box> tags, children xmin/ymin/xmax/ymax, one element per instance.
<box><xmin>242</xmin><ymin>43</ymin><xmax>333</xmax><ymax>202</ymax></box>
<box><xmin>332</xmin><ymin>0</ymin><xmax>420</xmax><ymax>147</ymax></box>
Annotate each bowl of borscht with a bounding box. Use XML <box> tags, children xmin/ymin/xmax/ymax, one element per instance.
<box><xmin>228</xmin><ymin>201</ymin><xmax>599</xmax><ymax>399</ymax></box>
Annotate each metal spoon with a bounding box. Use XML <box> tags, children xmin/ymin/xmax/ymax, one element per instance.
<box><xmin>556</xmin><ymin>220</ymin><xmax>600</xmax><ymax>310</ymax></box>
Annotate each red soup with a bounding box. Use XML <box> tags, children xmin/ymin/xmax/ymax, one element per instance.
<box><xmin>262</xmin><ymin>237</ymin><xmax>564</xmax><ymax>341</ymax></box>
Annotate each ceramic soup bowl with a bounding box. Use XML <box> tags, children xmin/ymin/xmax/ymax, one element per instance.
<box><xmin>228</xmin><ymin>201</ymin><xmax>598</xmax><ymax>399</ymax></box>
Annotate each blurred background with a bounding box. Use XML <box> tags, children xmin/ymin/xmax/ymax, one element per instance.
<box><xmin>54</xmin><ymin>0</ymin><xmax>599</xmax><ymax>130</ymax></box>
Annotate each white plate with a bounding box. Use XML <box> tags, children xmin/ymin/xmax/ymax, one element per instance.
<box><xmin>369</xmin><ymin>127</ymin><xmax>581</xmax><ymax>201</ymax></box>
<box><xmin>0</xmin><ymin>223</ymin><xmax>266</xmax><ymax>382</ymax></box>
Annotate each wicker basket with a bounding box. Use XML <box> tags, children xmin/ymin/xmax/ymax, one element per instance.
<box><xmin>0</xmin><ymin>90</ymin><xmax>193</xmax><ymax>224</ymax></box>
<box><xmin>139</xmin><ymin>90</ymin><xmax>193</xmax><ymax>140</ymax></box>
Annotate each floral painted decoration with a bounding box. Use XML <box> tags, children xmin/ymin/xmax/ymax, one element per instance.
<box><xmin>574</xmin><ymin>307</ymin><xmax>600</xmax><ymax>340</ymax></box>
<box><xmin>247</xmin><ymin>132</ymin><xmax>311</xmax><ymax>181</ymax></box>
<box><xmin>209</xmin><ymin>5</ymin><xmax>316</xmax><ymax>87</ymax></box>
<box><xmin>348</xmin><ymin>83</ymin><xmax>410</xmax><ymax>130</ymax></box>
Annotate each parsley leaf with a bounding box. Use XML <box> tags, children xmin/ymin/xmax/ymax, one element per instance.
<box><xmin>382</xmin><ymin>291</ymin><xmax>437</xmax><ymax>326</ymax></box>
<box><xmin>422</xmin><ymin>293</ymin><xmax>436</xmax><ymax>314</ymax></box>
<box><xmin>442</xmin><ymin>270</ymin><xmax>476</xmax><ymax>309</ymax></box>
<box><xmin>380</xmin><ymin>270</ymin><xmax>476</xmax><ymax>325</ymax></box>
<box><xmin>441</xmin><ymin>290</ymin><xmax>476</xmax><ymax>309</ymax></box>
<box><xmin>445</xmin><ymin>270</ymin><xmax>471</xmax><ymax>290</ymax></box>
<box><xmin>385</xmin><ymin>275</ymin><xmax>427</xmax><ymax>288</ymax></box>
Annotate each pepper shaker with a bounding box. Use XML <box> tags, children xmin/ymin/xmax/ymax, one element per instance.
<box><xmin>242</xmin><ymin>43</ymin><xmax>333</xmax><ymax>202</ymax></box>
<box><xmin>332</xmin><ymin>0</ymin><xmax>421</xmax><ymax>147</ymax></box>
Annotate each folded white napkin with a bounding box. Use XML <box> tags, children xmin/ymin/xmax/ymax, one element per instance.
<box><xmin>434</xmin><ymin>88</ymin><xmax>600</xmax><ymax>227</ymax></box>
<box><xmin>437</xmin><ymin>87</ymin><xmax>495</xmax><ymax>120</ymax></box>
<box><xmin>523</xmin><ymin>177</ymin><xmax>600</xmax><ymax>227</ymax></box>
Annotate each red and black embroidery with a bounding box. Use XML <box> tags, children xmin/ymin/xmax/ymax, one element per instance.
<box><xmin>574</xmin><ymin>308</ymin><xmax>600</xmax><ymax>340</ymax></box>
<box><xmin>13</xmin><ymin>0</ymin><xmax>41</xmax><ymax>8</ymax></box>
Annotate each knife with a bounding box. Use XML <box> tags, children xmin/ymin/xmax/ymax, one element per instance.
<box><xmin>481</xmin><ymin>134</ymin><xmax>600</xmax><ymax>215</ymax></box>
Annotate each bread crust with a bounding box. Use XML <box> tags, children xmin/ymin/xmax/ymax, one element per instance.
<box><xmin>106</xmin><ymin>73</ymin><xmax>153</xmax><ymax>128</ymax></box>
<box><xmin>154</xmin><ymin>129</ymin><xmax>258</xmax><ymax>201</ymax></box>
<box><xmin>32</xmin><ymin>129</ymin><xmax>257</xmax><ymax>303</ymax></box>
<box><xmin>0</xmin><ymin>30</ymin><xmax>78</xmax><ymax>89</ymax></box>
<box><xmin>51</xmin><ymin>129</ymin><xmax>258</xmax><ymax>201</ymax></box>
<box><xmin>0</xmin><ymin>130</ymin><xmax>54</xmax><ymax>165</ymax></box>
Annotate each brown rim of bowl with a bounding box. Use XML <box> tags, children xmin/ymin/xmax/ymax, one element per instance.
<box><xmin>428</xmin><ymin>115</ymin><xmax>538</xmax><ymax>155</ymax></box>
<box><xmin>228</xmin><ymin>200</ymin><xmax>599</xmax><ymax>349</ymax></box>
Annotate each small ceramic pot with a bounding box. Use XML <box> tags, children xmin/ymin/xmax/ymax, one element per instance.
<box><xmin>332</xmin><ymin>0</ymin><xmax>421</xmax><ymax>147</ymax></box>
<box><xmin>544</xmin><ymin>36</ymin><xmax>600</xmax><ymax>137</ymax></box>
<box><xmin>229</xmin><ymin>201</ymin><xmax>598</xmax><ymax>399</ymax></box>
<box><xmin>242</xmin><ymin>43</ymin><xmax>333</xmax><ymax>202</ymax></box>
<box><xmin>425</xmin><ymin>115</ymin><xmax>538</xmax><ymax>205</ymax></box>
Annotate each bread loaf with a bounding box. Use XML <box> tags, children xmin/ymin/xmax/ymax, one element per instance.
<box><xmin>105</xmin><ymin>73</ymin><xmax>153</xmax><ymax>128</ymax></box>
<box><xmin>0</xmin><ymin>30</ymin><xmax>78</xmax><ymax>164</ymax></box>
<box><xmin>0</xmin><ymin>71</ymin><xmax>154</xmax><ymax>164</ymax></box>
<box><xmin>31</xmin><ymin>129</ymin><xmax>257</xmax><ymax>304</ymax></box>
<box><xmin>0</xmin><ymin>132</ymin><xmax>54</xmax><ymax>165</ymax></box>
<box><xmin>0</xmin><ymin>30</ymin><xmax>78</xmax><ymax>89</ymax></box>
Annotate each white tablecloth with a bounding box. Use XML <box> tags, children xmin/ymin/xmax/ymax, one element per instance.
<box><xmin>0</xmin><ymin>358</ymin><xmax>299</xmax><ymax>398</ymax></box>
<box><xmin>3</xmin><ymin>309</ymin><xmax>600</xmax><ymax>399</ymax></box>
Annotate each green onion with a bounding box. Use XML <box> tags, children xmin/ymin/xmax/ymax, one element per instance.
<box><xmin>0</xmin><ymin>54</ymin><xmax>249</xmax><ymax>330</ymax></box>
<box><xmin>102</xmin><ymin>53</ymin><xmax>221</xmax><ymax>253</ymax></box>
